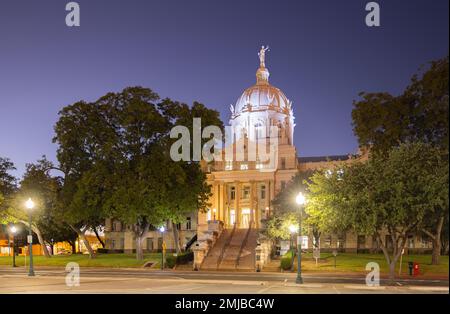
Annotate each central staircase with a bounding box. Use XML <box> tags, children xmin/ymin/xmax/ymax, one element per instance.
<box><xmin>200</xmin><ymin>223</ymin><xmax>258</xmax><ymax>271</ymax></box>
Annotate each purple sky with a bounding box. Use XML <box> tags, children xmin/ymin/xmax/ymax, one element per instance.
<box><xmin>0</xmin><ymin>0</ymin><xmax>448</xmax><ymax>177</ymax></box>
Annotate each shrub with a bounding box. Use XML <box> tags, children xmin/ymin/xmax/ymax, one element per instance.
<box><xmin>280</xmin><ymin>250</ymin><xmax>295</xmax><ymax>271</ymax></box>
<box><xmin>176</xmin><ymin>251</ymin><xmax>194</xmax><ymax>264</ymax></box>
<box><xmin>165</xmin><ymin>255</ymin><xmax>177</xmax><ymax>269</ymax></box>
<box><xmin>97</xmin><ymin>248</ymin><xmax>108</xmax><ymax>254</ymax></box>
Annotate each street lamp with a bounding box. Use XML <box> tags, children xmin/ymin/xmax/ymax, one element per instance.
<box><xmin>295</xmin><ymin>192</ymin><xmax>306</xmax><ymax>284</ymax></box>
<box><xmin>9</xmin><ymin>225</ymin><xmax>17</xmax><ymax>267</ymax></box>
<box><xmin>159</xmin><ymin>226</ymin><xmax>166</xmax><ymax>270</ymax></box>
<box><xmin>288</xmin><ymin>224</ymin><xmax>298</xmax><ymax>268</ymax></box>
<box><xmin>25</xmin><ymin>198</ymin><xmax>35</xmax><ymax>276</ymax></box>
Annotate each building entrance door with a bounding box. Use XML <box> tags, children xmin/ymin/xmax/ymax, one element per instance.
<box><xmin>241</xmin><ymin>209</ymin><xmax>250</xmax><ymax>228</ymax></box>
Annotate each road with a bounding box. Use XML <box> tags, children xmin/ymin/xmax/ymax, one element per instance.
<box><xmin>0</xmin><ymin>266</ymin><xmax>448</xmax><ymax>294</ymax></box>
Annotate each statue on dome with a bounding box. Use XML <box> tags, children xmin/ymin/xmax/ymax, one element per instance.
<box><xmin>258</xmin><ymin>45</ymin><xmax>270</xmax><ymax>67</ymax></box>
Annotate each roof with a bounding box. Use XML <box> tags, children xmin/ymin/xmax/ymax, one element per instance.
<box><xmin>298</xmin><ymin>155</ymin><xmax>355</xmax><ymax>163</ymax></box>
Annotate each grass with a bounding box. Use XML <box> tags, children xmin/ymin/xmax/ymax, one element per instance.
<box><xmin>0</xmin><ymin>253</ymin><xmax>162</xmax><ymax>268</ymax></box>
<box><xmin>0</xmin><ymin>252</ymin><xmax>448</xmax><ymax>277</ymax></box>
<box><xmin>291</xmin><ymin>253</ymin><xmax>449</xmax><ymax>277</ymax></box>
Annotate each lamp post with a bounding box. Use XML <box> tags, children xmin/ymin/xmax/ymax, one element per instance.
<box><xmin>25</xmin><ymin>198</ymin><xmax>35</xmax><ymax>276</ymax></box>
<box><xmin>10</xmin><ymin>225</ymin><xmax>17</xmax><ymax>267</ymax></box>
<box><xmin>295</xmin><ymin>192</ymin><xmax>306</xmax><ymax>284</ymax></box>
<box><xmin>159</xmin><ymin>226</ymin><xmax>166</xmax><ymax>270</ymax></box>
<box><xmin>288</xmin><ymin>224</ymin><xmax>298</xmax><ymax>268</ymax></box>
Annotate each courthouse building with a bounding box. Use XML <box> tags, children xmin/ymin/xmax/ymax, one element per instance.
<box><xmin>104</xmin><ymin>49</ymin><xmax>432</xmax><ymax>269</ymax></box>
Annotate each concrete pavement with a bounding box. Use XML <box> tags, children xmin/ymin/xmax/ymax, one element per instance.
<box><xmin>0</xmin><ymin>266</ymin><xmax>448</xmax><ymax>294</ymax></box>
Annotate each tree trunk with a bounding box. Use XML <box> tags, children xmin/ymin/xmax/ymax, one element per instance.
<box><xmin>19</xmin><ymin>219</ymin><xmax>51</xmax><ymax>258</ymax></box>
<box><xmin>134</xmin><ymin>222</ymin><xmax>149</xmax><ymax>260</ymax></box>
<box><xmin>69</xmin><ymin>224</ymin><xmax>95</xmax><ymax>259</ymax></box>
<box><xmin>432</xmin><ymin>217</ymin><xmax>444</xmax><ymax>265</ymax></box>
<box><xmin>93</xmin><ymin>227</ymin><xmax>105</xmax><ymax>248</ymax></box>
<box><xmin>33</xmin><ymin>226</ymin><xmax>51</xmax><ymax>258</ymax></box>
<box><xmin>135</xmin><ymin>235</ymin><xmax>144</xmax><ymax>260</ymax></box>
<box><xmin>68</xmin><ymin>240</ymin><xmax>76</xmax><ymax>254</ymax></box>
<box><xmin>423</xmin><ymin>216</ymin><xmax>444</xmax><ymax>265</ymax></box>
<box><xmin>172</xmin><ymin>221</ymin><xmax>181</xmax><ymax>254</ymax></box>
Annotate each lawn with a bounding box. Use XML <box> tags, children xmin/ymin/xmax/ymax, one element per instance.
<box><xmin>291</xmin><ymin>253</ymin><xmax>449</xmax><ymax>277</ymax></box>
<box><xmin>0</xmin><ymin>253</ymin><xmax>162</xmax><ymax>268</ymax></box>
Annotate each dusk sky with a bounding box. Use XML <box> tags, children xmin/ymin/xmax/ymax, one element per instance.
<box><xmin>0</xmin><ymin>0</ymin><xmax>448</xmax><ymax>177</ymax></box>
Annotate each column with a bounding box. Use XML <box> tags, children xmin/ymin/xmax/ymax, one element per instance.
<box><xmin>255</xmin><ymin>182</ymin><xmax>260</xmax><ymax>229</ymax></box>
<box><xmin>223</xmin><ymin>183</ymin><xmax>228</xmax><ymax>227</ymax></box>
<box><xmin>264</xmin><ymin>180</ymin><xmax>270</xmax><ymax>221</ymax></box>
<box><xmin>269</xmin><ymin>179</ymin><xmax>275</xmax><ymax>217</ymax></box>
<box><xmin>250</xmin><ymin>180</ymin><xmax>255</xmax><ymax>225</ymax></box>
<box><xmin>219</xmin><ymin>183</ymin><xmax>225</xmax><ymax>222</ymax></box>
<box><xmin>235</xmin><ymin>181</ymin><xmax>240</xmax><ymax>227</ymax></box>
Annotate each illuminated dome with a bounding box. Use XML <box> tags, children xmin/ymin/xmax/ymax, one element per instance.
<box><xmin>231</xmin><ymin>63</ymin><xmax>292</xmax><ymax>117</ymax></box>
<box><xmin>229</xmin><ymin>46</ymin><xmax>295</xmax><ymax>145</ymax></box>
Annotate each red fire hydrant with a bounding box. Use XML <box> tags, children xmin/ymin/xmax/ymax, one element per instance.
<box><xmin>413</xmin><ymin>262</ymin><xmax>420</xmax><ymax>276</ymax></box>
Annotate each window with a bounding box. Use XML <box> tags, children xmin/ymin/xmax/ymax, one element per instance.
<box><xmin>240</xmin><ymin>163</ymin><xmax>248</xmax><ymax>170</ymax></box>
<box><xmin>176</xmin><ymin>223</ymin><xmax>181</xmax><ymax>230</ymax></box>
<box><xmin>357</xmin><ymin>235</ymin><xmax>366</xmax><ymax>249</ymax></box>
<box><xmin>281</xmin><ymin>157</ymin><xmax>286</xmax><ymax>169</ymax></box>
<box><xmin>260</xmin><ymin>185</ymin><xmax>266</xmax><ymax>199</ymax></box>
<box><xmin>146</xmin><ymin>238</ymin><xmax>153</xmax><ymax>251</ymax></box>
<box><xmin>225</xmin><ymin>160</ymin><xmax>233</xmax><ymax>171</ymax></box>
<box><xmin>111</xmin><ymin>240</ymin><xmax>116</xmax><ymax>249</ymax></box>
<box><xmin>242</xmin><ymin>186</ymin><xmax>250</xmax><ymax>199</ymax></box>
<box><xmin>407</xmin><ymin>235</ymin><xmax>414</xmax><ymax>249</ymax></box>
<box><xmin>255</xmin><ymin>122</ymin><xmax>264</xmax><ymax>139</ymax></box>
<box><xmin>230</xmin><ymin>187</ymin><xmax>236</xmax><ymax>200</ymax></box>
<box><xmin>281</xmin><ymin>181</ymin><xmax>286</xmax><ymax>190</ymax></box>
<box><xmin>186</xmin><ymin>217</ymin><xmax>192</xmax><ymax>230</ymax></box>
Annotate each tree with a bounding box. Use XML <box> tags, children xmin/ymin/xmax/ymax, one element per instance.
<box><xmin>307</xmin><ymin>143</ymin><xmax>447</xmax><ymax>282</ymax></box>
<box><xmin>271</xmin><ymin>170</ymin><xmax>321</xmax><ymax>247</ymax></box>
<box><xmin>352</xmin><ymin>56</ymin><xmax>449</xmax><ymax>153</ymax></box>
<box><xmin>7</xmin><ymin>158</ymin><xmax>61</xmax><ymax>257</ymax></box>
<box><xmin>53</xmin><ymin>96</ymin><xmax>121</xmax><ymax>259</ymax></box>
<box><xmin>54</xmin><ymin>86</ymin><xmax>221</xmax><ymax>259</ymax></box>
<box><xmin>159</xmin><ymin>99</ymin><xmax>223</xmax><ymax>253</ymax></box>
<box><xmin>265</xmin><ymin>212</ymin><xmax>298</xmax><ymax>241</ymax></box>
<box><xmin>352</xmin><ymin>56</ymin><xmax>449</xmax><ymax>264</ymax></box>
<box><xmin>0</xmin><ymin>157</ymin><xmax>17</xmax><ymax>222</ymax></box>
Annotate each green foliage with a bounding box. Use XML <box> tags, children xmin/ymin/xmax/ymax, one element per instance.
<box><xmin>352</xmin><ymin>56</ymin><xmax>449</xmax><ymax>153</ymax></box>
<box><xmin>0</xmin><ymin>157</ymin><xmax>17</xmax><ymax>223</ymax></box>
<box><xmin>176</xmin><ymin>251</ymin><xmax>194</xmax><ymax>264</ymax></box>
<box><xmin>306</xmin><ymin>142</ymin><xmax>448</xmax><ymax>278</ymax></box>
<box><xmin>272</xmin><ymin>170</ymin><xmax>314</xmax><ymax>214</ymax></box>
<box><xmin>165</xmin><ymin>254</ymin><xmax>177</xmax><ymax>268</ymax></box>
<box><xmin>265</xmin><ymin>212</ymin><xmax>298</xmax><ymax>240</ymax></box>
<box><xmin>52</xmin><ymin>86</ymin><xmax>223</xmax><ymax>259</ymax></box>
<box><xmin>280</xmin><ymin>250</ymin><xmax>294</xmax><ymax>271</ymax></box>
